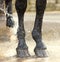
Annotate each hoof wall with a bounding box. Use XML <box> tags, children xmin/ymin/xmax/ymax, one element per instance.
<box><xmin>34</xmin><ymin>49</ymin><xmax>48</xmax><ymax>58</ymax></box>
<box><xmin>16</xmin><ymin>48</ymin><xmax>30</xmax><ymax>58</ymax></box>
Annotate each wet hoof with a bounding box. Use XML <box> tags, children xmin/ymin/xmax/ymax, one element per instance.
<box><xmin>16</xmin><ymin>48</ymin><xmax>30</xmax><ymax>58</ymax></box>
<box><xmin>34</xmin><ymin>49</ymin><xmax>48</xmax><ymax>58</ymax></box>
<box><xmin>6</xmin><ymin>16</ymin><xmax>14</xmax><ymax>27</ymax></box>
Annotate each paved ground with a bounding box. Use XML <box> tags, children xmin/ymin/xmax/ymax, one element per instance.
<box><xmin>0</xmin><ymin>12</ymin><xmax>60</xmax><ymax>62</ymax></box>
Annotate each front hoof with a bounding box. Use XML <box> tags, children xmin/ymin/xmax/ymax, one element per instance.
<box><xmin>34</xmin><ymin>49</ymin><xmax>48</xmax><ymax>58</ymax></box>
<box><xmin>16</xmin><ymin>48</ymin><xmax>30</xmax><ymax>58</ymax></box>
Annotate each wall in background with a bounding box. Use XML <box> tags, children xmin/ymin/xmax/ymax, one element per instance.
<box><xmin>27</xmin><ymin>0</ymin><xmax>60</xmax><ymax>11</ymax></box>
<box><xmin>0</xmin><ymin>0</ymin><xmax>60</xmax><ymax>13</ymax></box>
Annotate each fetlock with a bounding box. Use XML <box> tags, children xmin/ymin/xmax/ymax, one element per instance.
<box><xmin>32</xmin><ymin>29</ymin><xmax>40</xmax><ymax>40</ymax></box>
<box><xmin>32</xmin><ymin>29</ymin><xmax>46</xmax><ymax>48</ymax></box>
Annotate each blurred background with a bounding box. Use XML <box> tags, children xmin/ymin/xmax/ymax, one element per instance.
<box><xmin>10</xmin><ymin>0</ymin><xmax>60</xmax><ymax>12</ymax></box>
<box><xmin>11</xmin><ymin>0</ymin><xmax>60</xmax><ymax>12</ymax></box>
<box><xmin>0</xmin><ymin>0</ymin><xmax>60</xmax><ymax>13</ymax></box>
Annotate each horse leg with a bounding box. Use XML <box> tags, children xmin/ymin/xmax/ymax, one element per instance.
<box><xmin>32</xmin><ymin>0</ymin><xmax>47</xmax><ymax>57</ymax></box>
<box><xmin>5</xmin><ymin>0</ymin><xmax>14</xmax><ymax>27</ymax></box>
<box><xmin>15</xmin><ymin>0</ymin><xmax>30</xmax><ymax>58</ymax></box>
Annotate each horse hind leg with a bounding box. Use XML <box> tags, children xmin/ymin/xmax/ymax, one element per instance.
<box><xmin>5</xmin><ymin>0</ymin><xmax>14</xmax><ymax>27</ymax></box>
<box><xmin>32</xmin><ymin>0</ymin><xmax>47</xmax><ymax>57</ymax></box>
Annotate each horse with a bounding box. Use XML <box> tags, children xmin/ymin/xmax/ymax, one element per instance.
<box><xmin>5</xmin><ymin>0</ymin><xmax>47</xmax><ymax>58</ymax></box>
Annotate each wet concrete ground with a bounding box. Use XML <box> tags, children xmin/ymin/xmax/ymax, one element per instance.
<box><xmin>0</xmin><ymin>12</ymin><xmax>60</xmax><ymax>62</ymax></box>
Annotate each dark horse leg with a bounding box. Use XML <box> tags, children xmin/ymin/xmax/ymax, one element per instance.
<box><xmin>15</xmin><ymin>0</ymin><xmax>30</xmax><ymax>58</ymax></box>
<box><xmin>5</xmin><ymin>0</ymin><xmax>14</xmax><ymax>27</ymax></box>
<box><xmin>32</xmin><ymin>0</ymin><xmax>47</xmax><ymax>57</ymax></box>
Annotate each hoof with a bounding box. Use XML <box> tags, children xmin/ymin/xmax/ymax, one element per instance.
<box><xmin>34</xmin><ymin>49</ymin><xmax>48</xmax><ymax>58</ymax></box>
<box><xmin>6</xmin><ymin>16</ymin><xmax>14</xmax><ymax>27</ymax></box>
<box><xmin>16</xmin><ymin>48</ymin><xmax>30</xmax><ymax>58</ymax></box>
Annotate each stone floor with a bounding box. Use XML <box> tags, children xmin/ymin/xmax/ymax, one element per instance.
<box><xmin>0</xmin><ymin>12</ymin><xmax>60</xmax><ymax>62</ymax></box>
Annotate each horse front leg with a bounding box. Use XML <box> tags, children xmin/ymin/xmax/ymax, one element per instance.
<box><xmin>32</xmin><ymin>0</ymin><xmax>47</xmax><ymax>57</ymax></box>
<box><xmin>5</xmin><ymin>0</ymin><xmax>14</xmax><ymax>27</ymax></box>
<box><xmin>15</xmin><ymin>0</ymin><xmax>30</xmax><ymax>58</ymax></box>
